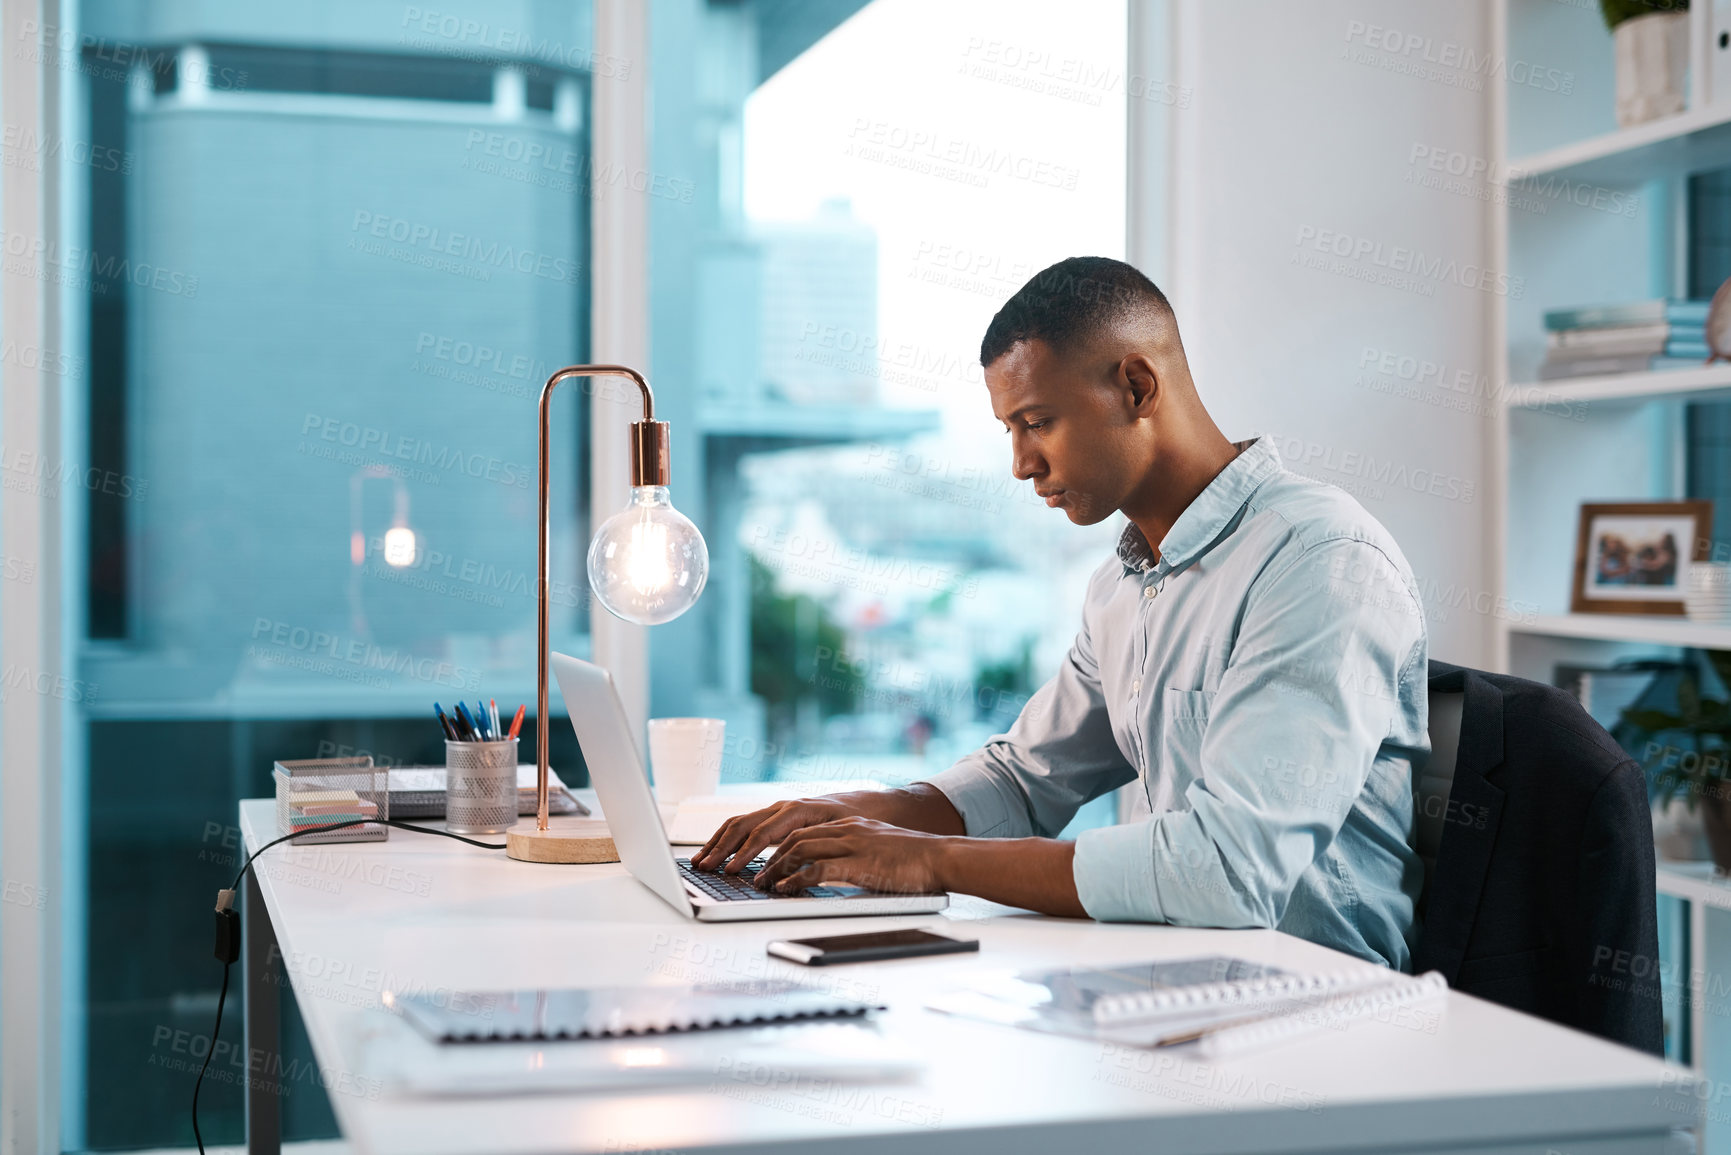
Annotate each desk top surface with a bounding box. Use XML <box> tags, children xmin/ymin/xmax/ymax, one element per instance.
<box><xmin>239</xmin><ymin>796</ymin><xmax>1696</xmax><ymax>1155</ymax></box>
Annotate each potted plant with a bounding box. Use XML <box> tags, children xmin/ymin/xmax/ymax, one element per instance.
<box><xmin>1626</xmin><ymin>650</ymin><xmax>1731</xmax><ymax>869</ymax></box>
<box><xmin>1603</xmin><ymin>0</ymin><xmax>1690</xmax><ymax>127</ymax></box>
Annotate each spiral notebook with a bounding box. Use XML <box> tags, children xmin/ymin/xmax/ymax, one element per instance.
<box><xmin>389</xmin><ymin>980</ymin><xmax>884</xmax><ymax>1044</ymax></box>
<box><xmin>927</xmin><ymin>955</ymin><xmax>1440</xmax><ymax>1051</ymax></box>
<box><xmin>1187</xmin><ymin>971</ymin><xmax>1447</xmax><ymax>1058</ymax></box>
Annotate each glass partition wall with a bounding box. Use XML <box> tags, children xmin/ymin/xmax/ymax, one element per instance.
<box><xmin>66</xmin><ymin>7</ymin><xmax>596</xmax><ymax>1145</ymax></box>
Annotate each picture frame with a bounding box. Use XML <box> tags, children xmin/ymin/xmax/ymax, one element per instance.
<box><xmin>1571</xmin><ymin>500</ymin><xmax>1714</xmax><ymax>616</ymax></box>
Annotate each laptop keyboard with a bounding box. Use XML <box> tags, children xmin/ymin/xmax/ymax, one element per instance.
<box><xmin>675</xmin><ymin>857</ymin><xmax>845</xmax><ymax>901</ymax></box>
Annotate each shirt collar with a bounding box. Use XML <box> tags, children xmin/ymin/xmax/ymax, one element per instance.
<box><xmin>1116</xmin><ymin>436</ymin><xmax>1282</xmax><ymax>576</ymax></box>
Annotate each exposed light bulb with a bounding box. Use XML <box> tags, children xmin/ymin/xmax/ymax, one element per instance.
<box><xmin>383</xmin><ymin>525</ymin><xmax>417</xmax><ymax>568</ymax></box>
<box><xmin>587</xmin><ymin>486</ymin><xmax>708</xmax><ymax>625</ymax></box>
<box><xmin>625</xmin><ymin>518</ymin><xmax>673</xmax><ymax>593</ymax></box>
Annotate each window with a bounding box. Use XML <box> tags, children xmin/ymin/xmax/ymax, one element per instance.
<box><xmin>645</xmin><ymin>0</ymin><xmax>1127</xmax><ymax>835</ymax></box>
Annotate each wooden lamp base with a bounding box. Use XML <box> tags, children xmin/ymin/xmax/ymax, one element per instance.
<box><xmin>504</xmin><ymin>817</ymin><xmax>618</xmax><ymax>864</ymax></box>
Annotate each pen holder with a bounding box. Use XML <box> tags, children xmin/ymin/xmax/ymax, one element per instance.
<box><xmin>445</xmin><ymin>738</ymin><xmax>518</xmax><ymax>835</ymax></box>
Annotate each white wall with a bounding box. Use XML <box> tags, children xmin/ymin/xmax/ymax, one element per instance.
<box><xmin>1138</xmin><ymin>0</ymin><xmax>1495</xmax><ymax>667</ymax></box>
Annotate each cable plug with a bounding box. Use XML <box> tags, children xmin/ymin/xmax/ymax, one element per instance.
<box><xmin>213</xmin><ymin>891</ymin><xmax>240</xmax><ymax>963</ymax></box>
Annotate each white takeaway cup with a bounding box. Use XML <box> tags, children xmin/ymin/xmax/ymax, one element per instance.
<box><xmin>647</xmin><ymin>717</ymin><xmax>725</xmax><ymax>804</ymax></box>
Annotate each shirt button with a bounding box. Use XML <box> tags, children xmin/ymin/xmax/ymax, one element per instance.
<box><xmin>1143</xmin><ymin>585</ymin><xmax>1157</xmax><ymax>599</ymax></box>
<box><xmin>1132</xmin><ymin>679</ymin><xmax>1141</xmax><ymax>693</ymax></box>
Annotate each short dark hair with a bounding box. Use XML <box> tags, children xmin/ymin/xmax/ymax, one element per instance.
<box><xmin>979</xmin><ymin>256</ymin><xmax>1174</xmax><ymax>367</ymax></box>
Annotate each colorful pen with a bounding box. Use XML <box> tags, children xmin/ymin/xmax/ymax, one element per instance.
<box><xmin>476</xmin><ymin>701</ymin><xmax>492</xmax><ymax>739</ymax></box>
<box><xmin>490</xmin><ymin>698</ymin><xmax>501</xmax><ymax>737</ymax></box>
<box><xmin>507</xmin><ymin>704</ymin><xmax>526</xmax><ymax>740</ymax></box>
<box><xmin>454</xmin><ymin>702</ymin><xmax>477</xmax><ymax>740</ymax></box>
<box><xmin>434</xmin><ymin>703</ymin><xmax>457</xmax><ymax>741</ymax></box>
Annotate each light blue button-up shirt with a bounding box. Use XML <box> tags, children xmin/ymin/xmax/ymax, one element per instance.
<box><xmin>923</xmin><ymin>436</ymin><xmax>1429</xmax><ymax>969</ymax></box>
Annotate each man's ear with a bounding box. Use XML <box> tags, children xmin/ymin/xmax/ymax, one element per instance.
<box><xmin>1120</xmin><ymin>354</ymin><xmax>1160</xmax><ymax>416</ymax></box>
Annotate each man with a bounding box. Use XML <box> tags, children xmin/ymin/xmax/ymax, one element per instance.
<box><xmin>697</xmin><ymin>256</ymin><xmax>1430</xmax><ymax>969</ymax></box>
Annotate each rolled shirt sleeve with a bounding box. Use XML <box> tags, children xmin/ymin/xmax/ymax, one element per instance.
<box><xmin>923</xmin><ymin>567</ymin><xmax>1138</xmax><ymax>839</ymax></box>
<box><xmin>1072</xmin><ymin>538</ymin><xmax>1425</xmax><ymax>927</ymax></box>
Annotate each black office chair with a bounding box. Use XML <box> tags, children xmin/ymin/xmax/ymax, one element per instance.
<box><xmin>1412</xmin><ymin>661</ymin><xmax>1664</xmax><ymax>1056</ymax></box>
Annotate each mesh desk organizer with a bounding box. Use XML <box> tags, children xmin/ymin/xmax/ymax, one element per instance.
<box><xmin>274</xmin><ymin>756</ymin><xmax>390</xmax><ymax>845</ymax></box>
<box><xmin>444</xmin><ymin>737</ymin><xmax>520</xmax><ymax>835</ymax></box>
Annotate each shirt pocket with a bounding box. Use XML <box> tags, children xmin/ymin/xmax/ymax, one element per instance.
<box><xmin>1165</xmin><ymin>688</ymin><xmax>1213</xmax><ymax>721</ymax></box>
<box><xmin>1149</xmin><ymin>688</ymin><xmax>1213</xmax><ymax>811</ymax></box>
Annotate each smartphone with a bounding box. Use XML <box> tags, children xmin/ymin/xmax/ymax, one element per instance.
<box><xmin>766</xmin><ymin>928</ymin><xmax>979</xmax><ymax>966</ymax></box>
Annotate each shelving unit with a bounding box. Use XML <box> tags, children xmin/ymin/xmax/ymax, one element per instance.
<box><xmin>1495</xmin><ymin>2</ymin><xmax>1730</xmax><ymax>1100</ymax></box>
<box><xmin>1658</xmin><ymin>860</ymin><xmax>1731</xmax><ymax>911</ymax></box>
<box><xmin>1494</xmin><ymin>1</ymin><xmax>1723</xmax><ymax>679</ymax></box>
<box><xmin>1657</xmin><ymin>860</ymin><xmax>1727</xmax><ymax>1081</ymax></box>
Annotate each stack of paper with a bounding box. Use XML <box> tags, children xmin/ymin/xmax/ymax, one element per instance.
<box><xmin>288</xmin><ymin>789</ymin><xmax>379</xmax><ymax>834</ymax></box>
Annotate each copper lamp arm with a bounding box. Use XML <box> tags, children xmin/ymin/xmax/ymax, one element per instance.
<box><xmin>535</xmin><ymin>364</ymin><xmax>661</xmax><ymax>832</ymax></box>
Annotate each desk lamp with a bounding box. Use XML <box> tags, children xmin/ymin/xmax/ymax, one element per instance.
<box><xmin>505</xmin><ymin>364</ymin><xmax>708</xmax><ymax>864</ymax></box>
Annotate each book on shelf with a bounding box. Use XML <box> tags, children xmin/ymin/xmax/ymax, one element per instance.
<box><xmin>1545</xmin><ymin>322</ymin><xmax>1704</xmax><ymax>355</ymax></box>
<box><xmin>1543</xmin><ymin>299</ymin><xmax>1710</xmax><ymax>331</ymax></box>
<box><xmin>1538</xmin><ymin>353</ymin><xmax>1721</xmax><ymax>380</ymax></box>
<box><xmin>1537</xmin><ymin>302</ymin><xmax>1716</xmax><ymax>377</ymax></box>
<box><xmin>1546</xmin><ymin>322</ymin><xmax>1671</xmax><ymax>357</ymax></box>
<box><xmin>1539</xmin><ymin>353</ymin><xmax>1661</xmax><ymax>379</ymax></box>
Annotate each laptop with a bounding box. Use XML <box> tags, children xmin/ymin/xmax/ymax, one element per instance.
<box><xmin>551</xmin><ymin>653</ymin><xmax>949</xmax><ymax>922</ymax></box>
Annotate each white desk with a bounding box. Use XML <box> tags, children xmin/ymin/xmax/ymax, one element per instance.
<box><xmin>239</xmin><ymin>797</ymin><xmax>1700</xmax><ymax>1155</ymax></box>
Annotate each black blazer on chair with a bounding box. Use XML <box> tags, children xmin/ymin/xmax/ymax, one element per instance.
<box><xmin>1415</xmin><ymin>661</ymin><xmax>1663</xmax><ymax>1056</ymax></box>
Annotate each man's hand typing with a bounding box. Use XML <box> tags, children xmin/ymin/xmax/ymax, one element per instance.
<box><xmin>692</xmin><ymin>783</ymin><xmax>966</xmax><ymax>872</ymax></box>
